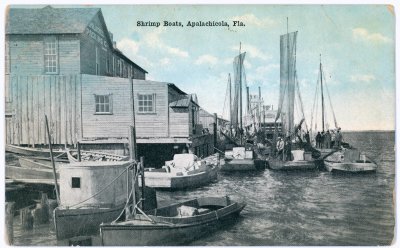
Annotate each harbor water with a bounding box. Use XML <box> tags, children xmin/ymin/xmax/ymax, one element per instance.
<box><xmin>11</xmin><ymin>131</ymin><xmax>395</xmax><ymax>246</ymax></box>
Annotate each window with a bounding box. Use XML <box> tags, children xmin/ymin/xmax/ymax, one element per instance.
<box><xmin>44</xmin><ymin>36</ymin><xmax>58</xmax><ymax>74</ymax></box>
<box><xmin>71</xmin><ymin>177</ymin><xmax>81</xmax><ymax>188</ymax></box>
<box><xmin>95</xmin><ymin>47</ymin><xmax>99</xmax><ymax>75</ymax></box>
<box><xmin>95</xmin><ymin>94</ymin><xmax>112</xmax><ymax>114</ymax></box>
<box><xmin>138</xmin><ymin>94</ymin><xmax>155</xmax><ymax>113</ymax></box>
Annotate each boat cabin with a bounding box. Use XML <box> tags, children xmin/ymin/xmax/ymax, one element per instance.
<box><xmin>59</xmin><ymin>161</ymin><xmax>131</xmax><ymax>208</ymax></box>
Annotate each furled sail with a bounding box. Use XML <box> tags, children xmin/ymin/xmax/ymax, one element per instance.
<box><xmin>276</xmin><ymin>31</ymin><xmax>297</xmax><ymax>137</ymax></box>
<box><xmin>231</xmin><ymin>52</ymin><xmax>246</xmax><ymax>133</ymax></box>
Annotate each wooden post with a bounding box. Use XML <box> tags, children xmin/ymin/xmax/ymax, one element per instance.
<box><xmin>20</xmin><ymin>207</ymin><xmax>33</xmax><ymax>230</ymax></box>
<box><xmin>213</xmin><ymin>113</ymin><xmax>217</xmax><ymax>153</ymax></box>
<box><xmin>77</xmin><ymin>141</ymin><xmax>81</xmax><ymax>162</ymax></box>
<box><xmin>140</xmin><ymin>156</ymin><xmax>145</xmax><ymax>210</ymax></box>
<box><xmin>45</xmin><ymin>115</ymin><xmax>60</xmax><ymax>204</ymax></box>
<box><xmin>39</xmin><ymin>193</ymin><xmax>50</xmax><ymax>223</ymax></box>
<box><xmin>5</xmin><ymin>202</ymin><xmax>15</xmax><ymax>245</ymax></box>
<box><xmin>129</xmin><ymin>126</ymin><xmax>137</xmax><ymax>161</ymax></box>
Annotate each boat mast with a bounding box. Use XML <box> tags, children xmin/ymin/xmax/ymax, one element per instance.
<box><xmin>286</xmin><ymin>17</ymin><xmax>290</xmax><ymax>138</ymax></box>
<box><xmin>239</xmin><ymin>42</ymin><xmax>243</xmax><ymax>144</ymax></box>
<box><xmin>320</xmin><ymin>54</ymin><xmax>325</xmax><ymax>132</ymax></box>
<box><xmin>229</xmin><ymin>73</ymin><xmax>232</xmax><ymax>136</ymax></box>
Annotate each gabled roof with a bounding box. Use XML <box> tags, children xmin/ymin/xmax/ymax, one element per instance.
<box><xmin>6</xmin><ymin>6</ymin><xmax>100</xmax><ymax>34</ymax></box>
<box><xmin>169</xmin><ymin>97</ymin><xmax>191</xmax><ymax>108</ymax></box>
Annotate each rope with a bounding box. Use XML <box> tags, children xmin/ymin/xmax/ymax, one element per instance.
<box><xmin>68</xmin><ymin>163</ymin><xmax>134</xmax><ymax>208</ymax></box>
<box><xmin>322</xmin><ymin>68</ymin><xmax>338</xmax><ymax>129</ymax></box>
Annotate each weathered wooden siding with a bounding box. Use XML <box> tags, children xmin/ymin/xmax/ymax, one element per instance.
<box><xmin>80</xmin><ymin>75</ymin><xmax>168</xmax><ymax>139</ymax></box>
<box><xmin>169</xmin><ymin>108</ymin><xmax>190</xmax><ymax>137</ymax></box>
<box><xmin>5</xmin><ymin>75</ymin><xmax>82</xmax><ymax>146</ymax></box>
<box><xmin>7</xmin><ymin>34</ymin><xmax>80</xmax><ymax>75</ymax></box>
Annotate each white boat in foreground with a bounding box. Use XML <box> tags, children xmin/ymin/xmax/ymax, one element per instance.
<box><xmin>100</xmin><ymin>196</ymin><xmax>246</xmax><ymax>246</ymax></box>
<box><xmin>324</xmin><ymin>149</ymin><xmax>377</xmax><ymax>173</ymax></box>
<box><xmin>144</xmin><ymin>153</ymin><xmax>219</xmax><ymax>189</ymax></box>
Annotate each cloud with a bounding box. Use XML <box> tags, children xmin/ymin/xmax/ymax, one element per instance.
<box><xmin>160</xmin><ymin>58</ymin><xmax>170</xmax><ymax>65</ymax></box>
<box><xmin>231</xmin><ymin>44</ymin><xmax>271</xmax><ymax>61</ymax></box>
<box><xmin>140</xmin><ymin>27</ymin><xmax>189</xmax><ymax>58</ymax></box>
<box><xmin>230</xmin><ymin>13</ymin><xmax>275</xmax><ymax>27</ymax></box>
<box><xmin>352</xmin><ymin>28</ymin><xmax>391</xmax><ymax>44</ymax></box>
<box><xmin>117</xmin><ymin>38</ymin><xmax>139</xmax><ymax>55</ymax></box>
<box><xmin>349</xmin><ymin>74</ymin><xmax>376</xmax><ymax>83</ymax></box>
<box><xmin>195</xmin><ymin>54</ymin><xmax>218</xmax><ymax>65</ymax></box>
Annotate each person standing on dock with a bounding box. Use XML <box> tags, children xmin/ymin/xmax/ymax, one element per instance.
<box><xmin>335</xmin><ymin>128</ymin><xmax>343</xmax><ymax>148</ymax></box>
<box><xmin>276</xmin><ymin>137</ymin><xmax>285</xmax><ymax>160</ymax></box>
<box><xmin>325</xmin><ymin>130</ymin><xmax>331</xmax><ymax>149</ymax></box>
<box><xmin>315</xmin><ymin>132</ymin><xmax>321</xmax><ymax>148</ymax></box>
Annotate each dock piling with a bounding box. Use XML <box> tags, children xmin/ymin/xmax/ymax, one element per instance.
<box><xmin>6</xmin><ymin>202</ymin><xmax>15</xmax><ymax>245</ymax></box>
<box><xmin>20</xmin><ymin>207</ymin><xmax>33</xmax><ymax>230</ymax></box>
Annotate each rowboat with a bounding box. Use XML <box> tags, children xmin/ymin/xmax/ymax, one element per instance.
<box><xmin>221</xmin><ymin>147</ymin><xmax>266</xmax><ymax>171</ymax></box>
<box><xmin>5</xmin><ymin>144</ymin><xmax>67</xmax><ymax>158</ymax></box>
<box><xmin>5</xmin><ymin>165</ymin><xmax>59</xmax><ymax>181</ymax></box>
<box><xmin>100</xmin><ymin>196</ymin><xmax>246</xmax><ymax>246</ymax></box>
<box><xmin>66</xmin><ymin>149</ymin><xmax>129</xmax><ymax>163</ymax></box>
<box><xmin>144</xmin><ymin>153</ymin><xmax>219</xmax><ymax>189</ymax></box>
<box><xmin>324</xmin><ymin>149</ymin><xmax>377</xmax><ymax>173</ymax></box>
<box><xmin>18</xmin><ymin>157</ymin><xmax>68</xmax><ymax>170</ymax></box>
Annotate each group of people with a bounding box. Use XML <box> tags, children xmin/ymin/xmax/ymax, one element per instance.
<box><xmin>315</xmin><ymin>128</ymin><xmax>343</xmax><ymax>149</ymax></box>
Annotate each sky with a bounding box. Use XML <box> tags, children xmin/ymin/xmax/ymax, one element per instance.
<box><xmin>97</xmin><ymin>5</ymin><xmax>395</xmax><ymax>131</ymax></box>
<box><xmin>3</xmin><ymin>4</ymin><xmax>396</xmax><ymax>131</ymax></box>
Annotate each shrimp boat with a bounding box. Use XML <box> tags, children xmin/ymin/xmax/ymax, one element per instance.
<box><xmin>222</xmin><ymin>147</ymin><xmax>266</xmax><ymax>171</ymax></box>
<box><xmin>268</xmin><ymin>29</ymin><xmax>318</xmax><ymax>170</ymax></box>
<box><xmin>220</xmin><ymin>45</ymin><xmax>267</xmax><ymax>171</ymax></box>
<box><xmin>144</xmin><ymin>153</ymin><xmax>219</xmax><ymax>189</ymax></box>
<box><xmin>324</xmin><ymin>148</ymin><xmax>377</xmax><ymax>173</ymax></box>
<box><xmin>100</xmin><ymin>196</ymin><xmax>246</xmax><ymax>246</ymax></box>
<box><xmin>54</xmin><ymin>159</ymin><xmax>134</xmax><ymax>240</ymax></box>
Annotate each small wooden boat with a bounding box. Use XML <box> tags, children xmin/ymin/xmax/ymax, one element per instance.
<box><xmin>324</xmin><ymin>149</ymin><xmax>377</xmax><ymax>173</ymax></box>
<box><xmin>54</xmin><ymin>159</ymin><xmax>133</xmax><ymax>240</ymax></box>
<box><xmin>144</xmin><ymin>153</ymin><xmax>219</xmax><ymax>189</ymax></box>
<box><xmin>222</xmin><ymin>147</ymin><xmax>266</xmax><ymax>171</ymax></box>
<box><xmin>5</xmin><ymin>165</ymin><xmax>59</xmax><ymax>181</ymax></box>
<box><xmin>18</xmin><ymin>157</ymin><xmax>68</xmax><ymax>170</ymax></box>
<box><xmin>100</xmin><ymin>196</ymin><xmax>246</xmax><ymax>246</ymax></box>
<box><xmin>269</xmin><ymin>149</ymin><xmax>317</xmax><ymax>170</ymax></box>
<box><xmin>66</xmin><ymin>149</ymin><xmax>129</xmax><ymax>163</ymax></box>
<box><xmin>6</xmin><ymin>144</ymin><xmax>67</xmax><ymax>158</ymax></box>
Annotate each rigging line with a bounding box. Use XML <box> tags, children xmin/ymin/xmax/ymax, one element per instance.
<box><xmin>295</xmin><ymin>72</ymin><xmax>308</xmax><ymax>131</ymax></box>
<box><xmin>222</xmin><ymin>77</ymin><xmax>230</xmax><ymax>119</ymax></box>
<box><xmin>322</xmin><ymin>67</ymin><xmax>338</xmax><ymax>128</ymax></box>
<box><xmin>310</xmin><ymin>76</ymin><xmax>319</xmax><ymax>134</ymax></box>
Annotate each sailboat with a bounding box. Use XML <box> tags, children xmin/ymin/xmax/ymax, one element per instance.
<box><xmin>310</xmin><ymin>57</ymin><xmax>377</xmax><ymax>173</ymax></box>
<box><xmin>268</xmin><ymin>29</ymin><xmax>319</xmax><ymax>170</ymax></box>
<box><xmin>220</xmin><ymin>45</ymin><xmax>267</xmax><ymax>171</ymax></box>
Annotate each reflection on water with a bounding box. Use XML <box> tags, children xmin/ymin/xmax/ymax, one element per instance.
<box><xmin>12</xmin><ymin>131</ymin><xmax>395</xmax><ymax>246</ymax></box>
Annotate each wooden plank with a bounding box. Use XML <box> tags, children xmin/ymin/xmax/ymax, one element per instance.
<box><xmin>16</xmin><ymin>76</ymin><xmax>20</xmax><ymax>145</ymax></box>
<box><xmin>64</xmin><ymin>75</ymin><xmax>68</xmax><ymax>145</ymax></box>
<box><xmin>69</xmin><ymin>75</ymin><xmax>73</xmax><ymax>145</ymax></box>
<box><xmin>58</xmin><ymin>76</ymin><xmax>62</xmax><ymax>144</ymax></box>
<box><xmin>31</xmin><ymin>76</ymin><xmax>36</xmax><ymax>147</ymax></box>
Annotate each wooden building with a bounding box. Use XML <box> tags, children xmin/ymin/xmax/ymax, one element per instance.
<box><xmin>5</xmin><ymin>6</ymin><xmax>214</xmax><ymax>167</ymax></box>
<box><xmin>5</xmin><ymin>6</ymin><xmax>147</xmax><ymax>79</ymax></box>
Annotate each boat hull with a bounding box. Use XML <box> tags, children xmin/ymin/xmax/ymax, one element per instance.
<box><xmin>18</xmin><ymin>157</ymin><xmax>66</xmax><ymax>170</ymax></box>
<box><xmin>324</xmin><ymin>160</ymin><xmax>377</xmax><ymax>173</ymax></box>
<box><xmin>100</xmin><ymin>197</ymin><xmax>245</xmax><ymax>246</ymax></box>
<box><xmin>144</xmin><ymin>166</ymin><xmax>218</xmax><ymax>189</ymax></box>
<box><xmin>269</xmin><ymin>159</ymin><xmax>316</xmax><ymax>170</ymax></box>
<box><xmin>54</xmin><ymin>203</ymin><xmax>125</xmax><ymax>240</ymax></box>
<box><xmin>221</xmin><ymin>159</ymin><xmax>266</xmax><ymax>171</ymax></box>
<box><xmin>6</xmin><ymin>165</ymin><xmax>59</xmax><ymax>180</ymax></box>
<box><xmin>6</xmin><ymin>144</ymin><xmax>67</xmax><ymax>158</ymax></box>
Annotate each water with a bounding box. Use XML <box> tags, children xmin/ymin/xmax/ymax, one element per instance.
<box><xmin>11</xmin><ymin>131</ymin><xmax>395</xmax><ymax>246</ymax></box>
